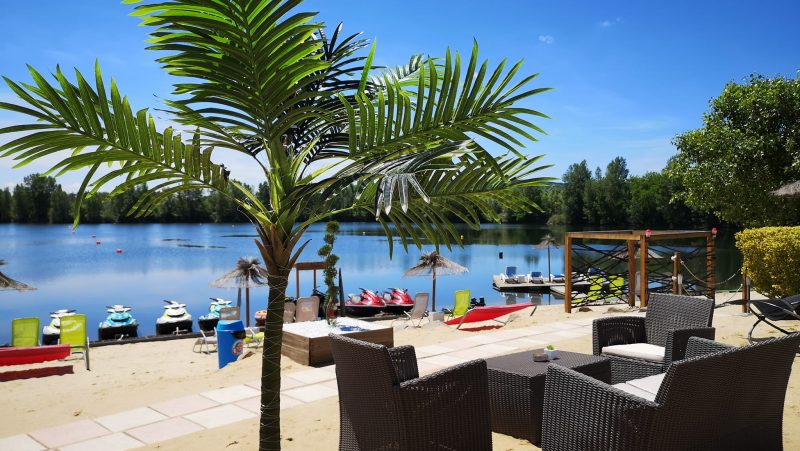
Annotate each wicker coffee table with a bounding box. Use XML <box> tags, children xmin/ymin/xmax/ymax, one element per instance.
<box><xmin>485</xmin><ymin>350</ymin><xmax>611</xmax><ymax>445</ymax></box>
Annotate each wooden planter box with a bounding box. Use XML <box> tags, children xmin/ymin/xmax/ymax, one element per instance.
<box><xmin>282</xmin><ymin>319</ymin><xmax>394</xmax><ymax>367</ymax></box>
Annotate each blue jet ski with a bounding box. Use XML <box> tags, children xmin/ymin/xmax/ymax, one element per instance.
<box><xmin>198</xmin><ymin>297</ymin><xmax>233</xmax><ymax>332</ymax></box>
<box><xmin>98</xmin><ymin>305</ymin><xmax>139</xmax><ymax>340</ymax></box>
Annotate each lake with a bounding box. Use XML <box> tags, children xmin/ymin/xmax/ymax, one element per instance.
<box><xmin>0</xmin><ymin>223</ymin><xmax>743</xmax><ymax>343</ymax></box>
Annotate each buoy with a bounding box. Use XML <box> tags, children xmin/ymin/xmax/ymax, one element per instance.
<box><xmin>116</xmin><ymin>249</ymin><xmax>123</xmax><ymax>254</ymax></box>
<box><xmin>95</xmin><ymin>241</ymin><xmax>101</xmax><ymax>245</ymax></box>
<box><xmin>499</xmin><ymin>251</ymin><xmax>503</xmax><ymax>259</ymax></box>
<box><xmin>91</xmin><ymin>235</ymin><xmax>96</xmax><ymax>238</ymax></box>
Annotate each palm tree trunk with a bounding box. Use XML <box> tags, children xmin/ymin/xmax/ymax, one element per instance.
<box><xmin>547</xmin><ymin>245</ymin><xmax>551</xmax><ymax>282</ymax></box>
<box><xmin>432</xmin><ymin>267</ymin><xmax>437</xmax><ymax>311</ymax></box>
<box><xmin>258</xmin><ymin>269</ymin><xmax>289</xmax><ymax>450</ymax></box>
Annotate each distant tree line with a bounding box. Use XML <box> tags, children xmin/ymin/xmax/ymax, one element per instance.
<box><xmin>0</xmin><ymin>160</ymin><xmax>712</xmax><ymax>227</ymax></box>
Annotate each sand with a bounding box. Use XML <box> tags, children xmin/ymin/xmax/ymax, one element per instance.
<box><xmin>1</xmin><ymin>293</ymin><xmax>798</xmax><ymax>450</ymax></box>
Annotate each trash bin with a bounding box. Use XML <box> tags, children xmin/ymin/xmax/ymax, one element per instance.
<box><xmin>216</xmin><ymin>319</ymin><xmax>246</xmax><ymax>369</ymax></box>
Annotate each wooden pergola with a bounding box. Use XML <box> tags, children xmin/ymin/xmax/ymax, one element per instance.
<box><xmin>563</xmin><ymin>230</ymin><xmax>715</xmax><ymax>313</ymax></box>
<box><xmin>294</xmin><ymin>261</ymin><xmax>327</xmax><ymax>299</ymax></box>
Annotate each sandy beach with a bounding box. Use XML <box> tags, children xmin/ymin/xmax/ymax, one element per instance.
<box><xmin>1</xmin><ymin>292</ymin><xmax>798</xmax><ymax>450</ymax></box>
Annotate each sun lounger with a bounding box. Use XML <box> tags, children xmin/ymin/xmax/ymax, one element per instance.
<box><xmin>443</xmin><ymin>304</ymin><xmax>535</xmax><ymax>329</ymax></box>
<box><xmin>747</xmin><ymin>294</ymin><xmax>800</xmax><ymax>343</ymax></box>
<box><xmin>505</xmin><ymin>266</ymin><xmax>518</xmax><ymax>278</ymax></box>
<box><xmin>12</xmin><ymin>317</ymin><xmax>40</xmax><ymax>347</ymax></box>
<box><xmin>0</xmin><ymin>344</ymin><xmax>71</xmax><ymax>366</ymax></box>
<box><xmin>193</xmin><ymin>328</ymin><xmax>217</xmax><ymax>354</ymax></box>
<box><xmin>393</xmin><ymin>292</ymin><xmax>430</xmax><ymax>328</ymax></box>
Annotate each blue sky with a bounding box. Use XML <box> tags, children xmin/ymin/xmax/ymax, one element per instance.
<box><xmin>0</xmin><ymin>0</ymin><xmax>797</xmax><ymax>191</ymax></box>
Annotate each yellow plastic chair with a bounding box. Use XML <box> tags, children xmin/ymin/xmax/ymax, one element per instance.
<box><xmin>444</xmin><ymin>290</ymin><xmax>471</xmax><ymax>319</ymax></box>
<box><xmin>609</xmin><ymin>275</ymin><xmax>625</xmax><ymax>298</ymax></box>
<box><xmin>245</xmin><ymin>327</ymin><xmax>264</xmax><ymax>348</ymax></box>
<box><xmin>12</xmin><ymin>317</ymin><xmax>40</xmax><ymax>347</ymax></box>
<box><xmin>59</xmin><ymin>314</ymin><xmax>90</xmax><ymax>370</ymax></box>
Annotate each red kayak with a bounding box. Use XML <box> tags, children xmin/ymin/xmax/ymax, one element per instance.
<box><xmin>443</xmin><ymin>304</ymin><xmax>533</xmax><ymax>329</ymax></box>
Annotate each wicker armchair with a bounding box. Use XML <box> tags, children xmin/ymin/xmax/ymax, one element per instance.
<box><xmin>543</xmin><ymin>334</ymin><xmax>800</xmax><ymax>451</ymax></box>
<box><xmin>328</xmin><ymin>334</ymin><xmax>492</xmax><ymax>451</ymax></box>
<box><xmin>593</xmin><ymin>293</ymin><xmax>715</xmax><ymax>383</ymax></box>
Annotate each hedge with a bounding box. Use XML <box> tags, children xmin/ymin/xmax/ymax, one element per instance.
<box><xmin>736</xmin><ymin>226</ymin><xmax>800</xmax><ymax>298</ymax></box>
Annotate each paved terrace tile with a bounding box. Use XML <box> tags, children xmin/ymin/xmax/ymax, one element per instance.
<box><xmin>95</xmin><ymin>407</ymin><xmax>167</xmax><ymax>432</ymax></box>
<box><xmin>184</xmin><ymin>404</ymin><xmax>256</xmax><ymax>429</ymax></box>
<box><xmin>149</xmin><ymin>394</ymin><xmax>220</xmax><ymax>417</ymax></box>
<box><xmin>235</xmin><ymin>394</ymin><xmax>305</xmax><ymax>413</ymax></box>
<box><xmin>282</xmin><ymin>383</ymin><xmax>338</xmax><ymax>403</ymax></box>
<box><xmin>126</xmin><ymin>417</ymin><xmax>204</xmax><ymax>444</ymax></box>
<box><xmin>28</xmin><ymin>419</ymin><xmax>111</xmax><ymax>449</ymax></box>
<box><xmin>0</xmin><ymin>434</ymin><xmax>46</xmax><ymax>451</ymax></box>
<box><xmin>200</xmin><ymin>384</ymin><xmax>261</xmax><ymax>404</ymax></box>
<box><xmin>450</xmin><ymin>344</ymin><xmax>517</xmax><ymax>360</ymax></box>
<box><xmin>414</xmin><ymin>344</ymin><xmax>456</xmax><ymax>357</ymax></box>
<box><xmin>59</xmin><ymin>432</ymin><xmax>144</xmax><ymax>451</ymax></box>
<box><xmin>288</xmin><ymin>367</ymin><xmax>337</xmax><ymax>384</ymax></box>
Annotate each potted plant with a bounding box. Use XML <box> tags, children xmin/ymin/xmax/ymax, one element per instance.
<box><xmin>544</xmin><ymin>344</ymin><xmax>559</xmax><ymax>360</ymax></box>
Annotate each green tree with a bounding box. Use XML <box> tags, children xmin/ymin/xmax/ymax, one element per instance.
<box><xmin>562</xmin><ymin>160</ymin><xmax>591</xmax><ymax>224</ymax></box>
<box><xmin>669</xmin><ymin>75</ymin><xmax>800</xmax><ymax>226</ymax></box>
<box><xmin>0</xmin><ymin>188</ymin><xmax>12</xmax><ymax>223</ymax></box>
<box><xmin>599</xmin><ymin>156</ymin><xmax>630</xmax><ymax>225</ymax></box>
<box><xmin>49</xmin><ymin>185</ymin><xmax>72</xmax><ymax>223</ymax></box>
<box><xmin>24</xmin><ymin>174</ymin><xmax>57</xmax><ymax>223</ymax></box>
<box><xmin>12</xmin><ymin>184</ymin><xmax>32</xmax><ymax>223</ymax></box>
<box><xmin>0</xmin><ymin>2</ymin><xmax>552</xmax><ymax>448</ymax></box>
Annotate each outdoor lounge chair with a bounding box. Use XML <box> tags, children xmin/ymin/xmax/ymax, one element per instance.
<box><xmin>443</xmin><ymin>289</ymin><xmax>471</xmax><ymax>319</ymax></box>
<box><xmin>593</xmin><ymin>293</ymin><xmax>715</xmax><ymax>383</ymax></box>
<box><xmin>12</xmin><ymin>317</ymin><xmax>40</xmax><ymax>347</ymax></box>
<box><xmin>443</xmin><ymin>303</ymin><xmax>535</xmax><ymax>329</ymax></box>
<box><xmin>59</xmin><ymin>314</ymin><xmax>90</xmax><ymax>370</ymax></box>
<box><xmin>329</xmin><ymin>334</ymin><xmax>492</xmax><ymax>450</ymax></box>
<box><xmin>747</xmin><ymin>295</ymin><xmax>800</xmax><ymax>343</ymax></box>
<box><xmin>542</xmin><ymin>334</ymin><xmax>800</xmax><ymax>451</ymax></box>
<box><xmin>530</xmin><ymin>271</ymin><xmax>545</xmax><ymax>284</ymax></box>
<box><xmin>505</xmin><ymin>266</ymin><xmax>517</xmax><ymax>278</ymax></box>
<box><xmin>393</xmin><ymin>292</ymin><xmax>430</xmax><ymax>328</ymax></box>
<box><xmin>193</xmin><ymin>328</ymin><xmax>217</xmax><ymax>354</ymax></box>
<box><xmin>245</xmin><ymin>327</ymin><xmax>264</xmax><ymax>348</ymax></box>
<box><xmin>295</xmin><ymin>296</ymin><xmax>320</xmax><ymax>322</ymax></box>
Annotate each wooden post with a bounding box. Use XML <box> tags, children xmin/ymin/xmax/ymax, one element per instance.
<box><xmin>313</xmin><ymin>269</ymin><xmax>317</xmax><ymax>291</ymax></box>
<box><xmin>640</xmin><ymin>236</ymin><xmax>649</xmax><ymax>307</ymax></box>
<box><xmin>296</xmin><ymin>268</ymin><xmax>300</xmax><ymax>299</ymax></box>
<box><xmin>742</xmin><ymin>271</ymin><xmax>749</xmax><ymax>313</ymax></box>
<box><xmin>706</xmin><ymin>233</ymin><xmax>716</xmax><ymax>300</ymax></box>
<box><xmin>627</xmin><ymin>240</ymin><xmax>636</xmax><ymax>307</ymax></box>
<box><xmin>564</xmin><ymin>236</ymin><xmax>572</xmax><ymax>313</ymax></box>
<box><xmin>672</xmin><ymin>252</ymin><xmax>681</xmax><ymax>294</ymax></box>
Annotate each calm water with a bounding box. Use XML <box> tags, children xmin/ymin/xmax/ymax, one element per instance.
<box><xmin>0</xmin><ymin>223</ymin><xmax>742</xmax><ymax>343</ymax></box>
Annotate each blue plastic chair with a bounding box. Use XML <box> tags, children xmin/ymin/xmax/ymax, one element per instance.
<box><xmin>505</xmin><ymin>266</ymin><xmax>517</xmax><ymax>277</ymax></box>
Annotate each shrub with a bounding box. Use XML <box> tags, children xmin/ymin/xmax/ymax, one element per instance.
<box><xmin>736</xmin><ymin>227</ymin><xmax>800</xmax><ymax>298</ymax></box>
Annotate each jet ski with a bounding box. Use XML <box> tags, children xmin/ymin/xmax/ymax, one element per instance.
<box><xmin>198</xmin><ymin>297</ymin><xmax>233</xmax><ymax>332</ymax></box>
<box><xmin>156</xmin><ymin>300</ymin><xmax>193</xmax><ymax>335</ymax></box>
<box><xmin>98</xmin><ymin>305</ymin><xmax>139</xmax><ymax>340</ymax></box>
<box><xmin>344</xmin><ymin>288</ymin><xmax>386</xmax><ymax>317</ymax></box>
<box><xmin>382</xmin><ymin>287</ymin><xmax>414</xmax><ymax>314</ymax></box>
<box><xmin>42</xmin><ymin>309</ymin><xmax>76</xmax><ymax>345</ymax></box>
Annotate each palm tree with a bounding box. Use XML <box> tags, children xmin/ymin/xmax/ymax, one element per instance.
<box><xmin>536</xmin><ymin>234</ymin><xmax>559</xmax><ymax>281</ymax></box>
<box><xmin>404</xmin><ymin>250</ymin><xmax>468</xmax><ymax>311</ymax></box>
<box><xmin>210</xmin><ymin>257</ymin><xmax>269</xmax><ymax>327</ymax></box>
<box><xmin>0</xmin><ymin>1</ymin><xmax>552</xmax><ymax>448</ymax></box>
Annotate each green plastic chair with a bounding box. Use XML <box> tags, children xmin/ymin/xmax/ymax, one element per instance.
<box><xmin>444</xmin><ymin>290</ymin><xmax>471</xmax><ymax>319</ymax></box>
<box><xmin>585</xmin><ymin>275</ymin><xmax>604</xmax><ymax>302</ymax></box>
<box><xmin>11</xmin><ymin>317</ymin><xmax>40</xmax><ymax>347</ymax></box>
<box><xmin>609</xmin><ymin>275</ymin><xmax>625</xmax><ymax>297</ymax></box>
<box><xmin>60</xmin><ymin>314</ymin><xmax>90</xmax><ymax>370</ymax></box>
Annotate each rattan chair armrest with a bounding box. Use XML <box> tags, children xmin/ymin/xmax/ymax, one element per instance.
<box><xmin>664</xmin><ymin>327</ymin><xmax>715</xmax><ymax>365</ymax></box>
<box><xmin>684</xmin><ymin>336</ymin><xmax>736</xmax><ymax>360</ymax></box>
<box><xmin>388</xmin><ymin>345</ymin><xmax>419</xmax><ymax>382</ymax></box>
<box><xmin>592</xmin><ymin>316</ymin><xmax>647</xmax><ymax>355</ymax></box>
<box><xmin>542</xmin><ymin>365</ymin><xmax>657</xmax><ymax>451</ymax></box>
<box><xmin>396</xmin><ymin>359</ymin><xmax>491</xmax><ymax>450</ymax></box>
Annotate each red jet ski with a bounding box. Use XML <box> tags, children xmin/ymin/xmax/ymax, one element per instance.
<box><xmin>345</xmin><ymin>288</ymin><xmax>386</xmax><ymax>317</ymax></box>
<box><xmin>383</xmin><ymin>288</ymin><xmax>414</xmax><ymax>314</ymax></box>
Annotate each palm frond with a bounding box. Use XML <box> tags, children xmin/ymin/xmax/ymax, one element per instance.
<box><xmin>0</xmin><ymin>63</ymin><xmax>230</xmax><ymax>223</ymax></box>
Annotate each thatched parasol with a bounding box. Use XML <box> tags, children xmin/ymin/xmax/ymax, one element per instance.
<box><xmin>771</xmin><ymin>181</ymin><xmax>800</xmax><ymax>198</ymax></box>
<box><xmin>535</xmin><ymin>234</ymin><xmax>559</xmax><ymax>282</ymax></box>
<box><xmin>210</xmin><ymin>257</ymin><xmax>268</xmax><ymax>327</ymax></box>
<box><xmin>403</xmin><ymin>251</ymin><xmax>468</xmax><ymax>311</ymax></box>
<box><xmin>0</xmin><ymin>259</ymin><xmax>35</xmax><ymax>291</ymax></box>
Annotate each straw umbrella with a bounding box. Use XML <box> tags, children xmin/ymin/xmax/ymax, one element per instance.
<box><xmin>403</xmin><ymin>251</ymin><xmax>468</xmax><ymax>311</ymax></box>
<box><xmin>536</xmin><ymin>234</ymin><xmax>559</xmax><ymax>282</ymax></box>
<box><xmin>0</xmin><ymin>259</ymin><xmax>35</xmax><ymax>291</ymax></box>
<box><xmin>771</xmin><ymin>181</ymin><xmax>800</xmax><ymax>197</ymax></box>
<box><xmin>210</xmin><ymin>257</ymin><xmax>268</xmax><ymax>327</ymax></box>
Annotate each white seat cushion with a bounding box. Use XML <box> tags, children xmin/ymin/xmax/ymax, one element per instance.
<box><xmin>613</xmin><ymin>382</ymin><xmax>657</xmax><ymax>401</ymax></box>
<box><xmin>602</xmin><ymin>343</ymin><xmax>665</xmax><ymax>363</ymax></box>
<box><xmin>613</xmin><ymin>373</ymin><xmax>666</xmax><ymax>402</ymax></box>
